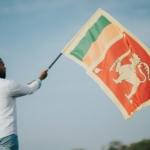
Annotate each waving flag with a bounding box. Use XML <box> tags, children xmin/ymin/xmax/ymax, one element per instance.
<box><xmin>62</xmin><ymin>8</ymin><xmax>150</xmax><ymax>119</ymax></box>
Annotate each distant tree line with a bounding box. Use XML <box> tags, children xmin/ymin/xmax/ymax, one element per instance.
<box><xmin>72</xmin><ymin>138</ymin><xmax>150</xmax><ymax>150</ymax></box>
<box><xmin>107</xmin><ymin>139</ymin><xmax>150</xmax><ymax>150</ymax></box>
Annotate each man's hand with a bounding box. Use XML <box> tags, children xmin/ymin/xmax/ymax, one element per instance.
<box><xmin>38</xmin><ymin>69</ymin><xmax>48</xmax><ymax>80</ymax></box>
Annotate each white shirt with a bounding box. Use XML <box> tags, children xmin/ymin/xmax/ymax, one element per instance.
<box><xmin>0</xmin><ymin>78</ymin><xmax>41</xmax><ymax>138</ymax></box>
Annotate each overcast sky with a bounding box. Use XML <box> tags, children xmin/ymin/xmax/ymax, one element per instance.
<box><xmin>0</xmin><ymin>0</ymin><xmax>150</xmax><ymax>150</ymax></box>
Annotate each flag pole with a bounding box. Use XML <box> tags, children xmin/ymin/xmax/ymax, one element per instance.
<box><xmin>48</xmin><ymin>53</ymin><xmax>62</xmax><ymax>69</ymax></box>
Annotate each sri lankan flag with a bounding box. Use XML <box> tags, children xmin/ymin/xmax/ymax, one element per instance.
<box><xmin>62</xmin><ymin>8</ymin><xmax>150</xmax><ymax>119</ymax></box>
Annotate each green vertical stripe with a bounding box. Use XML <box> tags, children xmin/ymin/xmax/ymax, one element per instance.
<box><xmin>70</xmin><ymin>15</ymin><xmax>111</xmax><ymax>61</ymax></box>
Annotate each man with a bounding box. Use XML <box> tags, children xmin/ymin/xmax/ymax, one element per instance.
<box><xmin>0</xmin><ymin>58</ymin><xmax>48</xmax><ymax>150</ymax></box>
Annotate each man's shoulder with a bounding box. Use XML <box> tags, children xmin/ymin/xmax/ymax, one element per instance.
<box><xmin>0</xmin><ymin>79</ymin><xmax>16</xmax><ymax>86</ymax></box>
<box><xmin>0</xmin><ymin>78</ymin><xmax>13</xmax><ymax>82</ymax></box>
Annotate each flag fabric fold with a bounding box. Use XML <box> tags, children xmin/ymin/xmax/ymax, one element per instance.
<box><xmin>62</xmin><ymin>8</ymin><xmax>150</xmax><ymax>119</ymax></box>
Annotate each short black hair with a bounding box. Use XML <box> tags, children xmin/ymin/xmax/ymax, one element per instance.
<box><xmin>0</xmin><ymin>58</ymin><xmax>2</xmax><ymax>61</ymax></box>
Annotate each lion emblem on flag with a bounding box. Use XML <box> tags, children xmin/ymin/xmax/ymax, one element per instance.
<box><xmin>109</xmin><ymin>49</ymin><xmax>150</xmax><ymax>104</ymax></box>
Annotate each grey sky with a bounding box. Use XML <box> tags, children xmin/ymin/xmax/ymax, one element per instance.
<box><xmin>0</xmin><ymin>0</ymin><xmax>150</xmax><ymax>150</ymax></box>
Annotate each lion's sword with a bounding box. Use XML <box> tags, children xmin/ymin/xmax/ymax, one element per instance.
<box><xmin>109</xmin><ymin>49</ymin><xmax>131</xmax><ymax>71</ymax></box>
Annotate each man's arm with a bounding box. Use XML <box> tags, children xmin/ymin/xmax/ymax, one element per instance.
<box><xmin>27</xmin><ymin>69</ymin><xmax>48</xmax><ymax>85</ymax></box>
<box><xmin>9</xmin><ymin>69</ymin><xmax>48</xmax><ymax>97</ymax></box>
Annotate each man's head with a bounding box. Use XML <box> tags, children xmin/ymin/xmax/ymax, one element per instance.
<box><xmin>0</xmin><ymin>58</ymin><xmax>6</xmax><ymax>79</ymax></box>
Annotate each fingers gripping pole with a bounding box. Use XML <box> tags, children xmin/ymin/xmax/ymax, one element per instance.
<box><xmin>48</xmin><ymin>53</ymin><xmax>62</xmax><ymax>69</ymax></box>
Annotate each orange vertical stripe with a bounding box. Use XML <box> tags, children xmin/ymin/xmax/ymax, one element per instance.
<box><xmin>82</xmin><ymin>24</ymin><xmax>122</xmax><ymax>67</ymax></box>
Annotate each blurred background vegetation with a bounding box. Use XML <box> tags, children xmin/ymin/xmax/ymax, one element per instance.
<box><xmin>72</xmin><ymin>138</ymin><xmax>150</xmax><ymax>150</ymax></box>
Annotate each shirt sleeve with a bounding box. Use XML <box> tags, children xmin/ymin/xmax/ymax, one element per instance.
<box><xmin>8</xmin><ymin>79</ymin><xmax>42</xmax><ymax>98</ymax></box>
